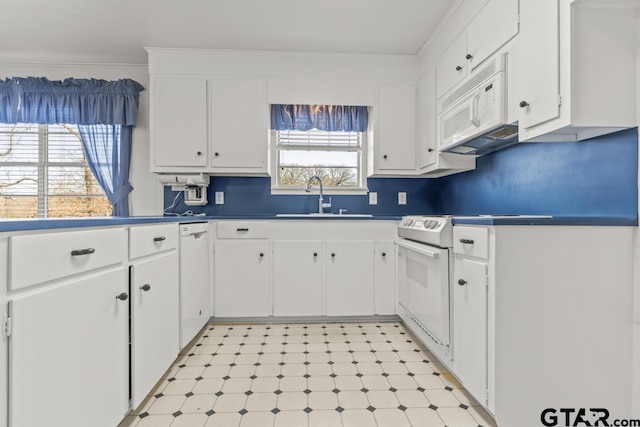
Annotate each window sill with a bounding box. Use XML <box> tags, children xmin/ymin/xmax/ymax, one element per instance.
<box><xmin>271</xmin><ymin>187</ymin><xmax>369</xmax><ymax>196</ymax></box>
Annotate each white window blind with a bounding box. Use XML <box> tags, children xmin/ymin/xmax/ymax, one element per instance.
<box><xmin>0</xmin><ymin>124</ymin><xmax>111</xmax><ymax>218</ymax></box>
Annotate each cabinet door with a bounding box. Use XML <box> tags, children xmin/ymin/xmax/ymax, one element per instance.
<box><xmin>453</xmin><ymin>256</ymin><xmax>488</xmax><ymax>405</ymax></box>
<box><xmin>376</xmin><ymin>85</ymin><xmax>417</xmax><ymax>172</ymax></box>
<box><xmin>467</xmin><ymin>0</ymin><xmax>519</xmax><ymax>70</ymax></box>
<box><xmin>131</xmin><ymin>252</ymin><xmax>180</xmax><ymax>408</ymax></box>
<box><xmin>211</xmin><ymin>79</ymin><xmax>268</xmax><ymax>172</ymax></box>
<box><xmin>326</xmin><ymin>241</ymin><xmax>374</xmax><ymax>316</ymax></box>
<box><xmin>516</xmin><ymin>0</ymin><xmax>560</xmax><ymax>130</ymax></box>
<box><xmin>9</xmin><ymin>268</ymin><xmax>128</xmax><ymax>427</ymax></box>
<box><xmin>436</xmin><ymin>32</ymin><xmax>468</xmax><ymax>99</ymax></box>
<box><xmin>214</xmin><ymin>240</ymin><xmax>270</xmax><ymax>317</ymax></box>
<box><xmin>152</xmin><ymin>77</ymin><xmax>208</xmax><ymax>167</ymax></box>
<box><xmin>417</xmin><ymin>67</ymin><xmax>437</xmax><ymax>169</ymax></box>
<box><xmin>180</xmin><ymin>230</ymin><xmax>212</xmax><ymax>348</ymax></box>
<box><xmin>374</xmin><ymin>241</ymin><xmax>395</xmax><ymax>315</ymax></box>
<box><xmin>273</xmin><ymin>241</ymin><xmax>323</xmax><ymax>316</ymax></box>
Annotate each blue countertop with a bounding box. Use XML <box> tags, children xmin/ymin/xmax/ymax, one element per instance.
<box><xmin>452</xmin><ymin>215</ymin><xmax>638</xmax><ymax>226</ymax></box>
<box><xmin>1</xmin><ymin>214</ymin><xmax>635</xmax><ymax>233</ymax></box>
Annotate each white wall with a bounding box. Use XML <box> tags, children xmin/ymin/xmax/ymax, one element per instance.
<box><xmin>633</xmin><ymin>8</ymin><xmax>640</xmax><ymax>417</ymax></box>
<box><xmin>0</xmin><ymin>62</ymin><xmax>162</xmax><ymax>216</ymax></box>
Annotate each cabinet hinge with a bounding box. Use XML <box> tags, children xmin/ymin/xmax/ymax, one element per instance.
<box><xmin>558</xmin><ymin>95</ymin><xmax>562</xmax><ymax>107</ymax></box>
<box><xmin>486</xmin><ymin>389</ymin><xmax>490</xmax><ymax>403</ymax></box>
<box><xmin>3</xmin><ymin>315</ymin><xmax>11</xmax><ymax>338</ymax></box>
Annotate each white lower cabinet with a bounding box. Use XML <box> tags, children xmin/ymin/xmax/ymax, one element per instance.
<box><xmin>9</xmin><ymin>268</ymin><xmax>129</xmax><ymax>427</ymax></box>
<box><xmin>326</xmin><ymin>241</ymin><xmax>375</xmax><ymax>316</ymax></box>
<box><xmin>214</xmin><ymin>240</ymin><xmax>271</xmax><ymax>317</ymax></box>
<box><xmin>273</xmin><ymin>241</ymin><xmax>323</xmax><ymax>316</ymax></box>
<box><xmin>130</xmin><ymin>252</ymin><xmax>180</xmax><ymax>408</ymax></box>
<box><xmin>374</xmin><ymin>241</ymin><xmax>396</xmax><ymax>315</ymax></box>
<box><xmin>452</xmin><ymin>255</ymin><xmax>488</xmax><ymax>405</ymax></box>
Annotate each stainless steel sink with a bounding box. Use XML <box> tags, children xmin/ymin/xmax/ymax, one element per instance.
<box><xmin>276</xmin><ymin>213</ymin><xmax>373</xmax><ymax>218</ymax></box>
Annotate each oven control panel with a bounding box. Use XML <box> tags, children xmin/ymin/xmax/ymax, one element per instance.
<box><xmin>398</xmin><ymin>216</ymin><xmax>453</xmax><ymax>248</ymax></box>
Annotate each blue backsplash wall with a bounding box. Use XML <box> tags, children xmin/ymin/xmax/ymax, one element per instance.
<box><xmin>438</xmin><ymin>128</ymin><xmax>638</xmax><ymax>219</ymax></box>
<box><xmin>164</xmin><ymin>177</ymin><xmax>441</xmax><ymax>216</ymax></box>
<box><xmin>164</xmin><ymin>128</ymin><xmax>638</xmax><ymax>220</ymax></box>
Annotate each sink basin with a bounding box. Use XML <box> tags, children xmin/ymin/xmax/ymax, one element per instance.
<box><xmin>276</xmin><ymin>213</ymin><xmax>373</xmax><ymax>218</ymax></box>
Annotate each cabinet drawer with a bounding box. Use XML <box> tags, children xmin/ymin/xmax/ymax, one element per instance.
<box><xmin>10</xmin><ymin>228</ymin><xmax>126</xmax><ymax>291</ymax></box>
<box><xmin>217</xmin><ymin>221</ymin><xmax>269</xmax><ymax>239</ymax></box>
<box><xmin>453</xmin><ymin>226</ymin><xmax>489</xmax><ymax>259</ymax></box>
<box><xmin>129</xmin><ymin>223</ymin><xmax>178</xmax><ymax>260</ymax></box>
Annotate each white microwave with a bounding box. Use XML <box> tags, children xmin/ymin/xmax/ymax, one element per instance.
<box><xmin>439</xmin><ymin>53</ymin><xmax>518</xmax><ymax>156</ymax></box>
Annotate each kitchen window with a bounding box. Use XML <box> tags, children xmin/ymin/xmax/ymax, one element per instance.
<box><xmin>270</xmin><ymin>105</ymin><xmax>369</xmax><ymax>194</ymax></box>
<box><xmin>0</xmin><ymin>123</ymin><xmax>111</xmax><ymax>218</ymax></box>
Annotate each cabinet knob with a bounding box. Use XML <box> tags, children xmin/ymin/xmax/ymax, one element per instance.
<box><xmin>381</xmin><ymin>252</ymin><xmax>386</xmax><ymax>257</ymax></box>
<box><xmin>331</xmin><ymin>253</ymin><xmax>336</xmax><ymax>258</ymax></box>
<box><xmin>140</xmin><ymin>284</ymin><xmax>151</xmax><ymax>292</ymax></box>
<box><xmin>519</xmin><ymin>100</ymin><xmax>529</xmax><ymax>108</ymax></box>
<box><xmin>116</xmin><ymin>292</ymin><xmax>128</xmax><ymax>301</ymax></box>
<box><xmin>465</xmin><ymin>54</ymin><xmax>473</xmax><ymax>60</ymax></box>
<box><xmin>427</xmin><ymin>148</ymin><xmax>434</xmax><ymax>153</ymax></box>
<box><xmin>383</xmin><ymin>155</ymin><xmax>388</xmax><ymax>160</ymax></box>
<box><xmin>458</xmin><ymin>279</ymin><xmax>467</xmax><ymax>286</ymax></box>
<box><xmin>455</xmin><ymin>65</ymin><xmax>463</xmax><ymax>71</ymax></box>
<box><xmin>214</xmin><ymin>152</ymin><xmax>220</xmax><ymax>157</ymax></box>
<box><xmin>259</xmin><ymin>252</ymin><xmax>264</xmax><ymax>258</ymax></box>
<box><xmin>196</xmin><ymin>151</ymin><xmax>202</xmax><ymax>156</ymax></box>
<box><xmin>459</xmin><ymin>238</ymin><xmax>474</xmax><ymax>244</ymax></box>
<box><xmin>313</xmin><ymin>252</ymin><xmax>318</xmax><ymax>257</ymax></box>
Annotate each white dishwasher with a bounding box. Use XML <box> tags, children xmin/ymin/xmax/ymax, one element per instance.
<box><xmin>179</xmin><ymin>222</ymin><xmax>211</xmax><ymax>349</ymax></box>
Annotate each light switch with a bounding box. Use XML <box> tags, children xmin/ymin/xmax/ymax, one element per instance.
<box><xmin>369</xmin><ymin>192</ymin><xmax>378</xmax><ymax>205</ymax></box>
<box><xmin>398</xmin><ymin>192</ymin><xmax>407</xmax><ymax>205</ymax></box>
<box><xmin>215</xmin><ymin>192</ymin><xmax>224</xmax><ymax>204</ymax></box>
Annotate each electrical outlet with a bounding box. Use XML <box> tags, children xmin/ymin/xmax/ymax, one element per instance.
<box><xmin>369</xmin><ymin>192</ymin><xmax>378</xmax><ymax>205</ymax></box>
<box><xmin>398</xmin><ymin>192</ymin><xmax>407</xmax><ymax>205</ymax></box>
<box><xmin>215</xmin><ymin>192</ymin><xmax>224</xmax><ymax>204</ymax></box>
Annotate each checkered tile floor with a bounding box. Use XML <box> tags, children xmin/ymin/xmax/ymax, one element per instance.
<box><xmin>119</xmin><ymin>322</ymin><xmax>496</xmax><ymax>427</ymax></box>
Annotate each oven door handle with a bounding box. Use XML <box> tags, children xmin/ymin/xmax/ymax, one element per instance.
<box><xmin>394</xmin><ymin>239</ymin><xmax>440</xmax><ymax>259</ymax></box>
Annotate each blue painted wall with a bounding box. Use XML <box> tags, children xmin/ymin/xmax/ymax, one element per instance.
<box><xmin>164</xmin><ymin>128</ymin><xmax>638</xmax><ymax>220</ymax></box>
<box><xmin>164</xmin><ymin>177</ymin><xmax>440</xmax><ymax>216</ymax></box>
<box><xmin>438</xmin><ymin>128</ymin><xmax>638</xmax><ymax>219</ymax></box>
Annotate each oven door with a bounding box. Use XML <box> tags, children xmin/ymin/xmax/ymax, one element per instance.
<box><xmin>395</xmin><ymin>238</ymin><xmax>450</xmax><ymax>346</ymax></box>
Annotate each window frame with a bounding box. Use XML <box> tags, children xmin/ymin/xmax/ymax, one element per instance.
<box><xmin>0</xmin><ymin>124</ymin><xmax>111</xmax><ymax>218</ymax></box>
<box><xmin>269</xmin><ymin>129</ymin><xmax>369</xmax><ymax>195</ymax></box>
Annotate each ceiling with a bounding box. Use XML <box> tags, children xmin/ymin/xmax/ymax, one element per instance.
<box><xmin>0</xmin><ymin>0</ymin><xmax>454</xmax><ymax>64</ymax></box>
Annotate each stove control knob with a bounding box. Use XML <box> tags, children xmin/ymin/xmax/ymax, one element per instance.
<box><xmin>423</xmin><ymin>221</ymin><xmax>431</xmax><ymax>229</ymax></box>
<box><xmin>431</xmin><ymin>220</ymin><xmax>439</xmax><ymax>229</ymax></box>
<box><xmin>405</xmin><ymin>219</ymin><xmax>414</xmax><ymax>226</ymax></box>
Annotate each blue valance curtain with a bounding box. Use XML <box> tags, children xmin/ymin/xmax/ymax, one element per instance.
<box><xmin>271</xmin><ymin>104</ymin><xmax>369</xmax><ymax>132</ymax></box>
<box><xmin>0</xmin><ymin>77</ymin><xmax>144</xmax><ymax>216</ymax></box>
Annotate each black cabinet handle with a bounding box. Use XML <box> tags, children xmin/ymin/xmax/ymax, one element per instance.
<box><xmin>153</xmin><ymin>236</ymin><xmax>166</xmax><ymax>242</ymax></box>
<box><xmin>465</xmin><ymin>54</ymin><xmax>473</xmax><ymax>60</ymax></box>
<box><xmin>383</xmin><ymin>155</ymin><xmax>388</xmax><ymax>160</ymax></box>
<box><xmin>331</xmin><ymin>253</ymin><xmax>336</xmax><ymax>258</ymax></box>
<box><xmin>116</xmin><ymin>293</ymin><xmax>128</xmax><ymax>301</ymax></box>
<box><xmin>313</xmin><ymin>252</ymin><xmax>318</xmax><ymax>257</ymax></box>
<box><xmin>458</xmin><ymin>279</ymin><xmax>467</xmax><ymax>286</ymax></box>
<box><xmin>455</xmin><ymin>65</ymin><xmax>463</xmax><ymax>71</ymax></box>
<box><xmin>71</xmin><ymin>248</ymin><xmax>95</xmax><ymax>256</ymax></box>
<box><xmin>196</xmin><ymin>151</ymin><xmax>202</xmax><ymax>156</ymax></box>
<box><xmin>428</xmin><ymin>148</ymin><xmax>434</xmax><ymax>153</ymax></box>
<box><xmin>140</xmin><ymin>284</ymin><xmax>151</xmax><ymax>292</ymax></box>
<box><xmin>381</xmin><ymin>252</ymin><xmax>386</xmax><ymax>257</ymax></box>
<box><xmin>259</xmin><ymin>253</ymin><xmax>264</xmax><ymax>258</ymax></box>
<box><xmin>237</xmin><ymin>228</ymin><xmax>249</xmax><ymax>232</ymax></box>
<box><xmin>519</xmin><ymin>100</ymin><xmax>529</xmax><ymax>108</ymax></box>
<box><xmin>459</xmin><ymin>238</ymin><xmax>474</xmax><ymax>244</ymax></box>
<box><xmin>214</xmin><ymin>152</ymin><xmax>220</xmax><ymax>157</ymax></box>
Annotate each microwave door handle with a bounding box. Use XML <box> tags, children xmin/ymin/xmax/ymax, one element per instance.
<box><xmin>470</xmin><ymin>93</ymin><xmax>481</xmax><ymax>127</ymax></box>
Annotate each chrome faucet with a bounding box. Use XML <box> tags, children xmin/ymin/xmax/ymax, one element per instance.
<box><xmin>305</xmin><ymin>175</ymin><xmax>331</xmax><ymax>214</ymax></box>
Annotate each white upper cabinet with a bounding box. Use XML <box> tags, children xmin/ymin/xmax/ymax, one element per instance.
<box><xmin>152</xmin><ymin>77</ymin><xmax>208</xmax><ymax>169</ymax></box>
<box><xmin>210</xmin><ymin>79</ymin><xmax>268</xmax><ymax>173</ymax></box>
<box><xmin>514</xmin><ymin>0</ymin><xmax>636</xmax><ymax>141</ymax></box>
<box><xmin>371</xmin><ymin>84</ymin><xmax>417</xmax><ymax>175</ymax></box>
<box><xmin>436</xmin><ymin>0</ymin><xmax>519</xmax><ymax>99</ymax></box>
